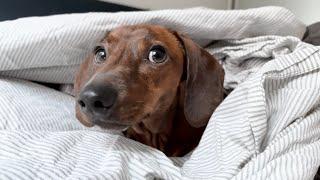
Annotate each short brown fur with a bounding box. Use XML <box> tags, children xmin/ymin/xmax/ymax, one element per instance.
<box><xmin>74</xmin><ymin>25</ymin><xmax>224</xmax><ymax>156</ymax></box>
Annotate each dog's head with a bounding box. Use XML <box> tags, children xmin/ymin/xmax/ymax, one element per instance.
<box><xmin>74</xmin><ymin>25</ymin><xmax>224</xmax><ymax>131</ymax></box>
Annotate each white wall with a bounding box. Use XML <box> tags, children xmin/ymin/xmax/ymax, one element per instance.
<box><xmin>100</xmin><ymin>0</ymin><xmax>320</xmax><ymax>25</ymax></box>
<box><xmin>100</xmin><ymin>0</ymin><xmax>230</xmax><ymax>10</ymax></box>
<box><xmin>235</xmin><ymin>0</ymin><xmax>320</xmax><ymax>25</ymax></box>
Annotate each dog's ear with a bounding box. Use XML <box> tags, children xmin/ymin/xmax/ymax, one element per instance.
<box><xmin>172</xmin><ymin>31</ymin><xmax>225</xmax><ymax>128</ymax></box>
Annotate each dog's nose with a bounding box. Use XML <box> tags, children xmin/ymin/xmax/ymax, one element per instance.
<box><xmin>78</xmin><ymin>84</ymin><xmax>118</xmax><ymax>115</ymax></box>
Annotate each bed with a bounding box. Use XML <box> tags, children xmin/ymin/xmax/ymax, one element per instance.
<box><xmin>0</xmin><ymin>6</ymin><xmax>319</xmax><ymax>179</ymax></box>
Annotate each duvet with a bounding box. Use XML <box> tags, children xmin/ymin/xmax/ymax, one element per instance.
<box><xmin>0</xmin><ymin>6</ymin><xmax>319</xmax><ymax>180</ymax></box>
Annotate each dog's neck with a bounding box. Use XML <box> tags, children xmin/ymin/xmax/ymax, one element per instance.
<box><xmin>124</xmin><ymin>83</ymin><xmax>205</xmax><ymax>156</ymax></box>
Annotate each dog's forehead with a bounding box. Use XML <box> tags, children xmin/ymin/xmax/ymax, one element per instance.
<box><xmin>101</xmin><ymin>25</ymin><xmax>184</xmax><ymax>62</ymax></box>
<box><xmin>113</xmin><ymin>27</ymin><xmax>150</xmax><ymax>37</ymax></box>
<box><xmin>106</xmin><ymin>25</ymin><xmax>171</xmax><ymax>42</ymax></box>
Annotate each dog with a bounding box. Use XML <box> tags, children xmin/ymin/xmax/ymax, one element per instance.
<box><xmin>74</xmin><ymin>25</ymin><xmax>225</xmax><ymax>156</ymax></box>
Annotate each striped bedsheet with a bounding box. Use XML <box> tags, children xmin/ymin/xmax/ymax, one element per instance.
<box><xmin>0</xmin><ymin>6</ymin><xmax>319</xmax><ymax>180</ymax></box>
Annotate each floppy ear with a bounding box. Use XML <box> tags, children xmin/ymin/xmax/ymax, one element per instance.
<box><xmin>173</xmin><ymin>32</ymin><xmax>225</xmax><ymax>128</ymax></box>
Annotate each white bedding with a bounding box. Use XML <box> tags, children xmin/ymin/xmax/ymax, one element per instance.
<box><xmin>0</xmin><ymin>6</ymin><xmax>319</xmax><ymax>180</ymax></box>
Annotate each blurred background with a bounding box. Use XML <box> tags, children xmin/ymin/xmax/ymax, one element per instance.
<box><xmin>0</xmin><ymin>0</ymin><xmax>319</xmax><ymax>25</ymax></box>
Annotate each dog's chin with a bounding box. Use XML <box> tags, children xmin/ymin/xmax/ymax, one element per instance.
<box><xmin>93</xmin><ymin>119</ymin><xmax>129</xmax><ymax>131</ymax></box>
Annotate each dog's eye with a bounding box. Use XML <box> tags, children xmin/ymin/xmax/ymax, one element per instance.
<box><xmin>148</xmin><ymin>45</ymin><xmax>167</xmax><ymax>63</ymax></box>
<box><xmin>94</xmin><ymin>46</ymin><xmax>107</xmax><ymax>63</ymax></box>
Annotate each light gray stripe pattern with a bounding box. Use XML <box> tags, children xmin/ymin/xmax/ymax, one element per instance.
<box><xmin>0</xmin><ymin>6</ymin><xmax>319</xmax><ymax>180</ymax></box>
<box><xmin>0</xmin><ymin>6</ymin><xmax>305</xmax><ymax>84</ymax></box>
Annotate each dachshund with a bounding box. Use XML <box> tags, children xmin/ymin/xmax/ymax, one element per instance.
<box><xmin>74</xmin><ymin>25</ymin><xmax>225</xmax><ymax>156</ymax></box>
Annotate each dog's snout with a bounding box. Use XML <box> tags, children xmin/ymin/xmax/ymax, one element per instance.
<box><xmin>78</xmin><ymin>84</ymin><xmax>118</xmax><ymax>115</ymax></box>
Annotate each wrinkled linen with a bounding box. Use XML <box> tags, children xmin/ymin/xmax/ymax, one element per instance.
<box><xmin>1</xmin><ymin>6</ymin><xmax>320</xmax><ymax>180</ymax></box>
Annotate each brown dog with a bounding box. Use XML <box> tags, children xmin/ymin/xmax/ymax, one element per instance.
<box><xmin>74</xmin><ymin>25</ymin><xmax>224</xmax><ymax>156</ymax></box>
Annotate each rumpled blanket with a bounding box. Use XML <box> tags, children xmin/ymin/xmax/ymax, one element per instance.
<box><xmin>0</xmin><ymin>6</ymin><xmax>319</xmax><ymax>180</ymax></box>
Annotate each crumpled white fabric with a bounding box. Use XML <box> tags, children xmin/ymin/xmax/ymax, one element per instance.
<box><xmin>1</xmin><ymin>6</ymin><xmax>319</xmax><ymax>180</ymax></box>
<box><xmin>0</xmin><ymin>6</ymin><xmax>305</xmax><ymax>84</ymax></box>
